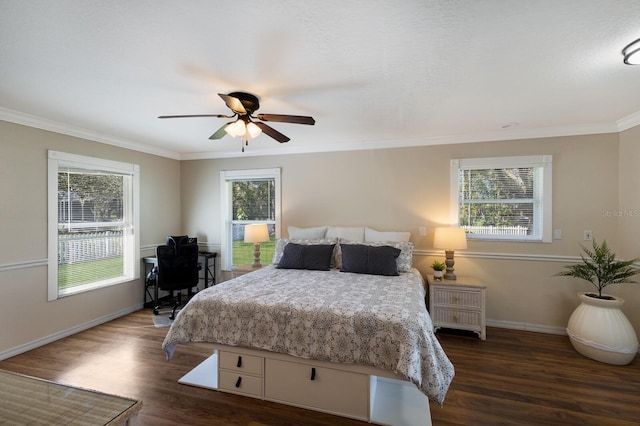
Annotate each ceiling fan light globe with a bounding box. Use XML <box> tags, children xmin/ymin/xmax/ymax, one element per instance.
<box><xmin>246</xmin><ymin>122</ymin><xmax>262</xmax><ymax>139</ymax></box>
<box><xmin>225</xmin><ymin>120</ymin><xmax>246</xmax><ymax>137</ymax></box>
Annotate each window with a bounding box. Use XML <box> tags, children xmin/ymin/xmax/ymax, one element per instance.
<box><xmin>450</xmin><ymin>155</ymin><xmax>552</xmax><ymax>242</ymax></box>
<box><xmin>220</xmin><ymin>168</ymin><xmax>281</xmax><ymax>270</ymax></box>
<box><xmin>47</xmin><ymin>151</ymin><xmax>139</xmax><ymax>300</ymax></box>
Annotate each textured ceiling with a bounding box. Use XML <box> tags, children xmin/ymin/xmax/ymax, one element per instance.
<box><xmin>1</xmin><ymin>0</ymin><xmax>640</xmax><ymax>159</ymax></box>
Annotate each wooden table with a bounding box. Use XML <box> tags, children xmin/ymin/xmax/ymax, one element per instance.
<box><xmin>0</xmin><ymin>369</ymin><xmax>142</xmax><ymax>425</ymax></box>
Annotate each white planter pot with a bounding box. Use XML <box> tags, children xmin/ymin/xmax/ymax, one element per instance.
<box><xmin>566</xmin><ymin>292</ymin><xmax>639</xmax><ymax>365</ymax></box>
<box><xmin>433</xmin><ymin>270</ymin><xmax>443</xmax><ymax>280</ymax></box>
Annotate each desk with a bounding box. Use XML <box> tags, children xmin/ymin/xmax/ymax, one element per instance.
<box><xmin>0</xmin><ymin>369</ymin><xmax>141</xmax><ymax>425</ymax></box>
<box><xmin>143</xmin><ymin>251</ymin><xmax>217</xmax><ymax>309</ymax></box>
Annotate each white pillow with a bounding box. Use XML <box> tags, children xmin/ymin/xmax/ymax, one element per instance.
<box><xmin>325</xmin><ymin>226</ymin><xmax>365</xmax><ymax>242</ymax></box>
<box><xmin>288</xmin><ymin>226</ymin><xmax>327</xmax><ymax>240</ymax></box>
<box><xmin>365</xmin><ymin>227</ymin><xmax>411</xmax><ymax>242</ymax></box>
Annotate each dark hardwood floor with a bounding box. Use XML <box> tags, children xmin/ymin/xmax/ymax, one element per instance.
<box><xmin>1</xmin><ymin>310</ymin><xmax>639</xmax><ymax>425</ymax></box>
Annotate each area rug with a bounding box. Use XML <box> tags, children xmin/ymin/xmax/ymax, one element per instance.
<box><xmin>151</xmin><ymin>312</ymin><xmax>175</xmax><ymax>328</ymax></box>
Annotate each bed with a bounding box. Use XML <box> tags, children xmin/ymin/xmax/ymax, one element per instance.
<box><xmin>162</xmin><ymin>229</ymin><xmax>454</xmax><ymax>425</ymax></box>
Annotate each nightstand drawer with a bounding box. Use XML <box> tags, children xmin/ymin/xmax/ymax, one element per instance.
<box><xmin>219</xmin><ymin>351</ymin><xmax>263</xmax><ymax>376</ymax></box>
<box><xmin>432</xmin><ymin>287</ymin><xmax>482</xmax><ymax>309</ymax></box>
<box><xmin>432</xmin><ymin>307</ymin><xmax>482</xmax><ymax>327</ymax></box>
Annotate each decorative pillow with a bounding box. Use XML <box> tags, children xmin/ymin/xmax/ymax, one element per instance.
<box><xmin>277</xmin><ymin>243</ymin><xmax>335</xmax><ymax>271</ymax></box>
<box><xmin>272</xmin><ymin>238</ymin><xmax>338</xmax><ymax>264</ymax></box>
<box><xmin>365</xmin><ymin>227</ymin><xmax>411</xmax><ymax>242</ymax></box>
<box><xmin>336</xmin><ymin>239</ymin><xmax>414</xmax><ymax>272</ymax></box>
<box><xmin>325</xmin><ymin>226</ymin><xmax>365</xmax><ymax>242</ymax></box>
<box><xmin>288</xmin><ymin>226</ymin><xmax>327</xmax><ymax>240</ymax></box>
<box><xmin>340</xmin><ymin>244</ymin><xmax>401</xmax><ymax>276</ymax></box>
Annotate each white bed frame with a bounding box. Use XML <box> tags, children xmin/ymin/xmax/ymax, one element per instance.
<box><xmin>179</xmin><ymin>344</ymin><xmax>432</xmax><ymax>426</ymax></box>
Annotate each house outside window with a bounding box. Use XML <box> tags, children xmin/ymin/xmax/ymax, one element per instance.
<box><xmin>450</xmin><ymin>155</ymin><xmax>552</xmax><ymax>242</ymax></box>
<box><xmin>47</xmin><ymin>151</ymin><xmax>139</xmax><ymax>300</ymax></box>
<box><xmin>220</xmin><ymin>168</ymin><xmax>281</xmax><ymax>270</ymax></box>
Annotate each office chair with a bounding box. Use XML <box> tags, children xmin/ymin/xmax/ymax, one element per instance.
<box><xmin>153</xmin><ymin>241</ymin><xmax>200</xmax><ymax>320</ymax></box>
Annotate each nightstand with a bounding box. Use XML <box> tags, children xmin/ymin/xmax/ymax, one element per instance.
<box><xmin>428</xmin><ymin>275</ymin><xmax>486</xmax><ymax>340</ymax></box>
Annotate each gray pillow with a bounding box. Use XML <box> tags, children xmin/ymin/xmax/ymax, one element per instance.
<box><xmin>340</xmin><ymin>244</ymin><xmax>401</xmax><ymax>276</ymax></box>
<box><xmin>276</xmin><ymin>243</ymin><xmax>335</xmax><ymax>271</ymax></box>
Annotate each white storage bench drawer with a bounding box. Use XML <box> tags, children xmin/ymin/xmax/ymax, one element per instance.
<box><xmin>264</xmin><ymin>358</ymin><xmax>369</xmax><ymax>420</ymax></box>
<box><xmin>218</xmin><ymin>370</ymin><xmax>263</xmax><ymax>397</ymax></box>
<box><xmin>219</xmin><ymin>351</ymin><xmax>263</xmax><ymax>376</ymax></box>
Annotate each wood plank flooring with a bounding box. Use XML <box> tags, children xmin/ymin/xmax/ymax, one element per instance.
<box><xmin>1</xmin><ymin>310</ymin><xmax>639</xmax><ymax>425</ymax></box>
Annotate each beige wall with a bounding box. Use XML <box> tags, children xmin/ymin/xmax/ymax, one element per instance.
<box><xmin>618</xmin><ymin>125</ymin><xmax>640</xmax><ymax>331</ymax></box>
<box><xmin>0</xmin><ymin>121</ymin><xmax>181</xmax><ymax>357</ymax></box>
<box><xmin>2</xmin><ymin>117</ymin><xmax>638</xmax><ymax>358</ymax></box>
<box><xmin>181</xmin><ymin>132</ymin><xmax>634</xmax><ymax>334</ymax></box>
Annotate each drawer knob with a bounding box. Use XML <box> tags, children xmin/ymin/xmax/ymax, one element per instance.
<box><xmin>237</xmin><ymin>356</ymin><xmax>242</xmax><ymax>368</ymax></box>
<box><xmin>310</xmin><ymin>367</ymin><xmax>316</xmax><ymax>381</ymax></box>
<box><xmin>235</xmin><ymin>376</ymin><xmax>242</xmax><ymax>388</ymax></box>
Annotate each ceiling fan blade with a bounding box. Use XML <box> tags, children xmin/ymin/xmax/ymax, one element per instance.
<box><xmin>257</xmin><ymin>113</ymin><xmax>315</xmax><ymax>125</ymax></box>
<box><xmin>209</xmin><ymin>123</ymin><xmax>231</xmax><ymax>140</ymax></box>
<box><xmin>158</xmin><ymin>114</ymin><xmax>232</xmax><ymax>119</ymax></box>
<box><xmin>218</xmin><ymin>93</ymin><xmax>247</xmax><ymax>115</ymax></box>
<box><xmin>254</xmin><ymin>122</ymin><xmax>290</xmax><ymax>143</ymax></box>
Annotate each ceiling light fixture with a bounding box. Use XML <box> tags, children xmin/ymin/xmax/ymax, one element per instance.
<box><xmin>622</xmin><ymin>38</ymin><xmax>640</xmax><ymax>65</ymax></box>
<box><xmin>224</xmin><ymin>118</ymin><xmax>263</xmax><ymax>151</ymax></box>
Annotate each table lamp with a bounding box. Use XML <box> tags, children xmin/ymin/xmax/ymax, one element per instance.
<box><xmin>244</xmin><ymin>224</ymin><xmax>269</xmax><ymax>268</ymax></box>
<box><xmin>433</xmin><ymin>227</ymin><xmax>467</xmax><ymax>280</ymax></box>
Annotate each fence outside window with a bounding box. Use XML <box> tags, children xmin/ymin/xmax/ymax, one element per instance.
<box><xmin>462</xmin><ymin>225</ymin><xmax>529</xmax><ymax>236</ymax></box>
<box><xmin>58</xmin><ymin>231</ymin><xmax>123</xmax><ymax>264</ymax></box>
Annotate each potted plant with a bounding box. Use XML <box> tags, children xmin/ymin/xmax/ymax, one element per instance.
<box><xmin>555</xmin><ymin>239</ymin><xmax>639</xmax><ymax>365</ymax></box>
<box><xmin>431</xmin><ymin>260</ymin><xmax>446</xmax><ymax>281</ymax></box>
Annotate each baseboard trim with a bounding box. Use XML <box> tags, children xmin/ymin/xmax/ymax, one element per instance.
<box><xmin>487</xmin><ymin>319</ymin><xmax>567</xmax><ymax>335</ymax></box>
<box><xmin>0</xmin><ymin>304</ymin><xmax>143</xmax><ymax>361</ymax></box>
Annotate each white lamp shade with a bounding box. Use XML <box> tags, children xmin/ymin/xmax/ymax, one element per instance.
<box><xmin>244</xmin><ymin>224</ymin><xmax>269</xmax><ymax>243</ymax></box>
<box><xmin>433</xmin><ymin>227</ymin><xmax>467</xmax><ymax>250</ymax></box>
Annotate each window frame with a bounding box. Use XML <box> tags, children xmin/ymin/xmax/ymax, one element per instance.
<box><xmin>47</xmin><ymin>150</ymin><xmax>140</xmax><ymax>301</ymax></box>
<box><xmin>220</xmin><ymin>168</ymin><xmax>281</xmax><ymax>270</ymax></box>
<box><xmin>450</xmin><ymin>155</ymin><xmax>552</xmax><ymax>243</ymax></box>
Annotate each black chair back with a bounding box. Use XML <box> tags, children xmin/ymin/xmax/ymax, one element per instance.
<box><xmin>156</xmin><ymin>243</ymin><xmax>199</xmax><ymax>291</ymax></box>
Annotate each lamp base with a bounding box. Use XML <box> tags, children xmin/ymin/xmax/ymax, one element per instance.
<box><xmin>444</xmin><ymin>250</ymin><xmax>457</xmax><ymax>280</ymax></box>
<box><xmin>252</xmin><ymin>243</ymin><xmax>262</xmax><ymax>268</ymax></box>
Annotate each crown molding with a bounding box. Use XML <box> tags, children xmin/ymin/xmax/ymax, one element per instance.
<box><xmin>617</xmin><ymin>110</ymin><xmax>640</xmax><ymax>132</ymax></box>
<box><xmin>0</xmin><ymin>107</ymin><xmax>181</xmax><ymax>160</ymax></box>
<box><xmin>1</xmin><ymin>106</ymin><xmax>635</xmax><ymax>161</ymax></box>
<box><xmin>181</xmin><ymin>122</ymin><xmax>620</xmax><ymax>160</ymax></box>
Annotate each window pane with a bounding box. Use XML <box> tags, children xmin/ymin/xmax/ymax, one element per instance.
<box><xmin>460</xmin><ymin>168</ymin><xmax>534</xmax><ymax>201</ymax></box>
<box><xmin>58</xmin><ymin>171</ymin><xmax>124</xmax><ymax>224</ymax></box>
<box><xmin>57</xmin><ymin>169</ymin><xmax>127</xmax><ymax>289</ymax></box>
<box><xmin>232</xmin><ymin>180</ymin><xmax>274</xmax><ymax>221</ymax></box>
<box><xmin>457</xmin><ymin>165</ymin><xmax>540</xmax><ymax>238</ymax></box>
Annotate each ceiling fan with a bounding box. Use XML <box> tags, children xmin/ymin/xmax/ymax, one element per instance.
<box><xmin>159</xmin><ymin>91</ymin><xmax>315</xmax><ymax>151</ymax></box>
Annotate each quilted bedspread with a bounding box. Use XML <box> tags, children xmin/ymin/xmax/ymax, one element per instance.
<box><xmin>162</xmin><ymin>265</ymin><xmax>454</xmax><ymax>405</ymax></box>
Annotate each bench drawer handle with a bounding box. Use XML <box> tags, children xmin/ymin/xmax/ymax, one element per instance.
<box><xmin>237</xmin><ymin>356</ymin><xmax>242</xmax><ymax>368</ymax></box>
<box><xmin>235</xmin><ymin>377</ymin><xmax>242</xmax><ymax>388</ymax></box>
<box><xmin>310</xmin><ymin>367</ymin><xmax>316</xmax><ymax>381</ymax></box>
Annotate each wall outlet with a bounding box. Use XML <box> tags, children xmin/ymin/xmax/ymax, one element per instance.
<box><xmin>553</xmin><ymin>229</ymin><xmax>562</xmax><ymax>240</ymax></box>
<box><xmin>583</xmin><ymin>230</ymin><xmax>592</xmax><ymax>241</ymax></box>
